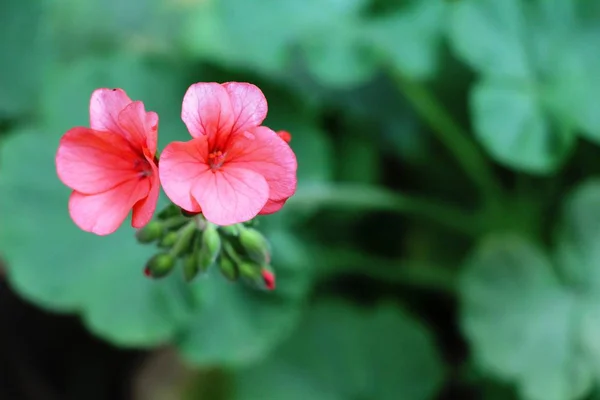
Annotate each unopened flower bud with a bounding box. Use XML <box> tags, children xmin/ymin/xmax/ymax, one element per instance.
<box><xmin>239</xmin><ymin>227</ymin><xmax>271</xmax><ymax>265</ymax></box>
<box><xmin>218</xmin><ymin>255</ymin><xmax>239</xmax><ymax>281</ymax></box>
<box><xmin>201</xmin><ymin>224</ymin><xmax>221</xmax><ymax>264</ymax></box>
<box><xmin>135</xmin><ymin>221</ymin><xmax>163</xmax><ymax>244</ymax></box>
<box><xmin>238</xmin><ymin>261</ymin><xmax>262</xmax><ymax>280</ymax></box>
<box><xmin>261</xmin><ymin>268</ymin><xmax>276</xmax><ymax>290</ymax></box>
<box><xmin>182</xmin><ymin>253</ymin><xmax>199</xmax><ymax>282</ymax></box>
<box><xmin>219</xmin><ymin>224</ymin><xmax>239</xmax><ymax>236</ymax></box>
<box><xmin>144</xmin><ymin>253</ymin><xmax>176</xmax><ymax>279</ymax></box>
<box><xmin>276</xmin><ymin>130</ymin><xmax>292</xmax><ymax>143</ymax></box>
<box><xmin>159</xmin><ymin>231</ymin><xmax>179</xmax><ymax>248</ymax></box>
<box><xmin>197</xmin><ymin>248</ymin><xmax>215</xmax><ymax>273</ymax></box>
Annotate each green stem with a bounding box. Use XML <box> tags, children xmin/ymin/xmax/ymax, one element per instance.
<box><xmin>170</xmin><ymin>221</ymin><xmax>197</xmax><ymax>257</ymax></box>
<box><xmin>388</xmin><ymin>68</ymin><xmax>502</xmax><ymax>206</ymax></box>
<box><xmin>287</xmin><ymin>183</ymin><xmax>481</xmax><ymax>236</ymax></box>
<box><xmin>316</xmin><ymin>247</ymin><xmax>457</xmax><ymax>295</ymax></box>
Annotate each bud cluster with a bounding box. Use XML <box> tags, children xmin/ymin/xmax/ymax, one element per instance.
<box><xmin>136</xmin><ymin>205</ymin><xmax>276</xmax><ymax>290</ymax></box>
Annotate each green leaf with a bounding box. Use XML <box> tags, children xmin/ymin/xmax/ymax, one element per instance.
<box><xmin>176</xmin><ymin>231</ymin><xmax>313</xmax><ymax>367</ymax></box>
<box><xmin>0</xmin><ymin>130</ymin><xmax>194</xmax><ymax>346</ymax></box>
<box><xmin>448</xmin><ymin>0</ymin><xmax>600</xmax><ymax>173</ymax></box>
<box><xmin>48</xmin><ymin>0</ymin><xmax>184</xmax><ymax>58</ymax></box>
<box><xmin>233</xmin><ymin>300</ymin><xmax>445</xmax><ymax>400</ymax></box>
<box><xmin>449</xmin><ymin>0</ymin><xmax>531</xmax><ymax>80</ymax></box>
<box><xmin>182</xmin><ymin>0</ymin><xmax>375</xmax><ymax>86</ymax></box>
<box><xmin>461</xmin><ymin>235</ymin><xmax>591</xmax><ymax>400</ymax></box>
<box><xmin>555</xmin><ymin>180</ymin><xmax>600</xmax><ymax>379</ymax></box>
<box><xmin>365</xmin><ymin>0</ymin><xmax>444</xmax><ymax>80</ymax></box>
<box><xmin>0</xmin><ymin>0</ymin><xmax>50</xmax><ymax>117</ymax></box>
<box><xmin>302</xmin><ymin>25</ymin><xmax>377</xmax><ymax>87</ymax></box>
<box><xmin>461</xmin><ymin>181</ymin><xmax>600</xmax><ymax>400</ymax></box>
<box><xmin>471</xmin><ymin>80</ymin><xmax>574</xmax><ymax>173</ymax></box>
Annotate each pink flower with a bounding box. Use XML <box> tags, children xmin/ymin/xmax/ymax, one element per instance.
<box><xmin>55</xmin><ymin>88</ymin><xmax>160</xmax><ymax>235</ymax></box>
<box><xmin>159</xmin><ymin>82</ymin><xmax>297</xmax><ymax>226</ymax></box>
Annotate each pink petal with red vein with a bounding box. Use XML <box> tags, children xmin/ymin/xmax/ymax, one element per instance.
<box><xmin>117</xmin><ymin>101</ymin><xmax>158</xmax><ymax>155</ymax></box>
<box><xmin>190</xmin><ymin>166</ymin><xmax>269</xmax><ymax>225</ymax></box>
<box><xmin>68</xmin><ymin>178</ymin><xmax>151</xmax><ymax>236</ymax></box>
<box><xmin>159</xmin><ymin>137</ymin><xmax>210</xmax><ymax>213</ymax></box>
<box><xmin>89</xmin><ymin>88</ymin><xmax>132</xmax><ymax>136</ymax></box>
<box><xmin>222</xmin><ymin>82</ymin><xmax>268</xmax><ymax>136</ymax></box>
<box><xmin>181</xmin><ymin>82</ymin><xmax>234</xmax><ymax>139</ymax></box>
<box><xmin>56</xmin><ymin>127</ymin><xmax>141</xmax><ymax>194</ymax></box>
<box><xmin>228</xmin><ymin>126</ymin><xmax>297</xmax><ymax>202</ymax></box>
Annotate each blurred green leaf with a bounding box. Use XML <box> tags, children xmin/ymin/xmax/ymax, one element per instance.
<box><xmin>176</xmin><ymin>231</ymin><xmax>313</xmax><ymax>367</ymax></box>
<box><xmin>0</xmin><ymin>0</ymin><xmax>49</xmax><ymax>117</ymax></box>
<box><xmin>0</xmin><ymin>130</ymin><xmax>194</xmax><ymax>346</ymax></box>
<box><xmin>182</xmin><ymin>0</ymin><xmax>443</xmax><ymax>87</ymax></box>
<box><xmin>555</xmin><ymin>181</ymin><xmax>600</xmax><ymax>381</ymax></box>
<box><xmin>448</xmin><ymin>0</ymin><xmax>600</xmax><ymax>173</ymax></box>
<box><xmin>470</xmin><ymin>80</ymin><xmax>573</xmax><ymax>173</ymax></box>
<box><xmin>233</xmin><ymin>300</ymin><xmax>445</xmax><ymax>400</ymax></box>
<box><xmin>460</xmin><ymin>180</ymin><xmax>600</xmax><ymax>400</ymax></box>
<box><xmin>461</xmin><ymin>234</ymin><xmax>590</xmax><ymax>400</ymax></box>
<box><xmin>48</xmin><ymin>0</ymin><xmax>183</xmax><ymax>58</ymax></box>
<box><xmin>366</xmin><ymin>0</ymin><xmax>444</xmax><ymax>80</ymax></box>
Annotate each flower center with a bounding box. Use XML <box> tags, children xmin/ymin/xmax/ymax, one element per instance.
<box><xmin>208</xmin><ymin>150</ymin><xmax>226</xmax><ymax>169</ymax></box>
<box><xmin>134</xmin><ymin>158</ymin><xmax>153</xmax><ymax>179</ymax></box>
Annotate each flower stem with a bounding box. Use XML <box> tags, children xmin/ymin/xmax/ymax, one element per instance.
<box><xmin>388</xmin><ymin>68</ymin><xmax>502</xmax><ymax>206</ymax></box>
<box><xmin>169</xmin><ymin>221</ymin><xmax>197</xmax><ymax>257</ymax></box>
<box><xmin>316</xmin><ymin>247</ymin><xmax>457</xmax><ymax>295</ymax></box>
<box><xmin>287</xmin><ymin>183</ymin><xmax>481</xmax><ymax>236</ymax></box>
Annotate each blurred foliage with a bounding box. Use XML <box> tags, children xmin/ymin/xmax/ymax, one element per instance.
<box><xmin>3</xmin><ymin>0</ymin><xmax>600</xmax><ymax>399</ymax></box>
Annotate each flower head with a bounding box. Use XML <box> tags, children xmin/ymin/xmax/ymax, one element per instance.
<box><xmin>55</xmin><ymin>88</ymin><xmax>160</xmax><ymax>235</ymax></box>
<box><xmin>159</xmin><ymin>82</ymin><xmax>297</xmax><ymax>226</ymax></box>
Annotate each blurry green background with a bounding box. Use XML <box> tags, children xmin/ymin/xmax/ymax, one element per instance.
<box><xmin>3</xmin><ymin>0</ymin><xmax>600</xmax><ymax>399</ymax></box>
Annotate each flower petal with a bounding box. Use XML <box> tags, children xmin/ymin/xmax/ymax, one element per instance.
<box><xmin>68</xmin><ymin>178</ymin><xmax>150</xmax><ymax>236</ymax></box>
<box><xmin>117</xmin><ymin>101</ymin><xmax>159</xmax><ymax>155</ymax></box>
<box><xmin>191</xmin><ymin>166</ymin><xmax>269</xmax><ymax>225</ymax></box>
<box><xmin>131</xmin><ymin>160</ymin><xmax>160</xmax><ymax>228</ymax></box>
<box><xmin>89</xmin><ymin>88</ymin><xmax>132</xmax><ymax>135</ymax></box>
<box><xmin>181</xmin><ymin>82</ymin><xmax>234</xmax><ymax>139</ymax></box>
<box><xmin>259</xmin><ymin>198</ymin><xmax>288</xmax><ymax>215</ymax></box>
<box><xmin>228</xmin><ymin>126</ymin><xmax>297</xmax><ymax>202</ymax></box>
<box><xmin>222</xmin><ymin>82</ymin><xmax>268</xmax><ymax>135</ymax></box>
<box><xmin>159</xmin><ymin>137</ymin><xmax>210</xmax><ymax>213</ymax></box>
<box><xmin>56</xmin><ymin>127</ymin><xmax>141</xmax><ymax>194</ymax></box>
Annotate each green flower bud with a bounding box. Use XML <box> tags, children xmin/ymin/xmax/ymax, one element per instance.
<box><xmin>159</xmin><ymin>231</ymin><xmax>179</xmax><ymax>248</ymax></box>
<box><xmin>144</xmin><ymin>253</ymin><xmax>176</xmax><ymax>279</ymax></box>
<box><xmin>238</xmin><ymin>261</ymin><xmax>262</xmax><ymax>280</ymax></box>
<box><xmin>182</xmin><ymin>253</ymin><xmax>199</xmax><ymax>282</ymax></box>
<box><xmin>135</xmin><ymin>221</ymin><xmax>163</xmax><ymax>244</ymax></box>
<box><xmin>197</xmin><ymin>247</ymin><xmax>215</xmax><ymax>273</ymax></box>
<box><xmin>239</xmin><ymin>227</ymin><xmax>271</xmax><ymax>265</ymax></box>
<box><xmin>218</xmin><ymin>255</ymin><xmax>239</xmax><ymax>281</ymax></box>
<box><xmin>219</xmin><ymin>224</ymin><xmax>239</xmax><ymax>236</ymax></box>
<box><xmin>201</xmin><ymin>224</ymin><xmax>221</xmax><ymax>264</ymax></box>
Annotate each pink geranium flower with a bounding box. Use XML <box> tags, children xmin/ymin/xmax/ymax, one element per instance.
<box><xmin>159</xmin><ymin>82</ymin><xmax>297</xmax><ymax>226</ymax></box>
<box><xmin>55</xmin><ymin>88</ymin><xmax>160</xmax><ymax>235</ymax></box>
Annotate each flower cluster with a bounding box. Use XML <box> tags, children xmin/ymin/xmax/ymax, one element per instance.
<box><xmin>55</xmin><ymin>82</ymin><xmax>297</xmax><ymax>288</ymax></box>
